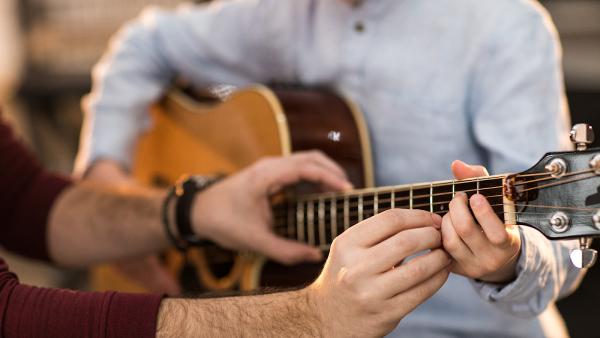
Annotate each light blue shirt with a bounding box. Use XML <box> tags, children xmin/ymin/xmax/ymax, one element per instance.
<box><xmin>76</xmin><ymin>0</ymin><xmax>583</xmax><ymax>337</ymax></box>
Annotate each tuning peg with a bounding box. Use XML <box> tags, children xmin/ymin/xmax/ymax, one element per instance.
<box><xmin>570</xmin><ymin>124</ymin><xmax>595</xmax><ymax>151</ymax></box>
<box><xmin>570</xmin><ymin>237</ymin><xmax>597</xmax><ymax>269</ymax></box>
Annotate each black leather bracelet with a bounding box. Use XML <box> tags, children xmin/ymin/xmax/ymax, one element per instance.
<box><xmin>162</xmin><ymin>185</ymin><xmax>187</xmax><ymax>251</ymax></box>
<box><xmin>170</xmin><ymin>175</ymin><xmax>219</xmax><ymax>250</ymax></box>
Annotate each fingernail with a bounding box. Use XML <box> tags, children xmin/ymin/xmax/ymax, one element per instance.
<box><xmin>431</xmin><ymin>214</ymin><xmax>443</xmax><ymax>228</ymax></box>
<box><xmin>344</xmin><ymin>182</ymin><xmax>354</xmax><ymax>191</ymax></box>
<box><xmin>455</xmin><ymin>191</ymin><xmax>467</xmax><ymax>199</ymax></box>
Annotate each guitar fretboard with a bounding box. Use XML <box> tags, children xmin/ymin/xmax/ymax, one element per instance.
<box><xmin>272</xmin><ymin>175</ymin><xmax>507</xmax><ymax>250</ymax></box>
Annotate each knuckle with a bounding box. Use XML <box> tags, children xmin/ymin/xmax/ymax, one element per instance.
<box><xmin>413</xmin><ymin>282</ymin><xmax>432</xmax><ymax>300</ymax></box>
<box><xmin>339</xmin><ymin>267</ymin><xmax>359</xmax><ymax>289</ymax></box>
<box><xmin>411</xmin><ymin>262</ymin><xmax>428</xmax><ymax>278</ymax></box>
<box><xmin>394</xmin><ymin>234</ymin><xmax>415</xmax><ymax>254</ymax></box>
<box><xmin>253</xmin><ymin>157</ymin><xmax>277</xmax><ymax>173</ymax></box>
<box><xmin>355</xmin><ymin>290</ymin><xmax>370</xmax><ymax>306</ymax></box>
<box><xmin>329</xmin><ymin>238</ymin><xmax>345</xmax><ymax>258</ymax></box>
<box><xmin>454</xmin><ymin>221</ymin><xmax>476</xmax><ymax>238</ymax></box>
<box><xmin>442</xmin><ymin>235</ymin><xmax>457</xmax><ymax>251</ymax></box>
<box><xmin>489</xmin><ymin>231</ymin><xmax>509</xmax><ymax>246</ymax></box>
<box><xmin>426</xmin><ymin>227</ymin><xmax>442</xmax><ymax>246</ymax></box>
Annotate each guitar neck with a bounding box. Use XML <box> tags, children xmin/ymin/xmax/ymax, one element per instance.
<box><xmin>273</xmin><ymin>174</ymin><xmax>509</xmax><ymax>250</ymax></box>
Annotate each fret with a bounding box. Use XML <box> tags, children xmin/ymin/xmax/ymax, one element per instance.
<box><xmin>307</xmin><ymin>200</ymin><xmax>315</xmax><ymax>246</ymax></box>
<box><xmin>431</xmin><ymin>183</ymin><xmax>454</xmax><ymax>214</ymax></box>
<box><xmin>392</xmin><ymin>189</ymin><xmax>410</xmax><ymax>209</ymax></box>
<box><xmin>358</xmin><ymin>194</ymin><xmax>364</xmax><ymax>222</ymax></box>
<box><xmin>390</xmin><ymin>190</ymin><xmax>395</xmax><ymax>208</ymax></box>
<box><xmin>409</xmin><ymin>186</ymin><xmax>413</xmax><ymax>209</ymax></box>
<box><xmin>476</xmin><ymin>179</ymin><xmax>480</xmax><ymax>195</ymax></box>
<box><xmin>478</xmin><ymin>178</ymin><xmax>506</xmax><ymax>222</ymax></box>
<box><xmin>429</xmin><ymin>183</ymin><xmax>433</xmax><ymax>213</ymax></box>
<box><xmin>343</xmin><ymin>196</ymin><xmax>349</xmax><ymax>230</ymax></box>
<box><xmin>454</xmin><ymin>180</ymin><xmax>478</xmax><ymax>199</ymax></box>
<box><xmin>362</xmin><ymin>193</ymin><xmax>375</xmax><ymax>219</ymax></box>
<box><xmin>318</xmin><ymin>198</ymin><xmax>326</xmax><ymax>247</ymax></box>
<box><xmin>296</xmin><ymin>201</ymin><xmax>305</xmax><ymax>242</ymax></box>
<box><xmin>377</xmin><ymin>191</ymin><xmax>392</xmax><ymax>213</ymax></box>
<box><xmin>412</xmin><ymin>185</ymin><xmax>431</xmax><ymax>211</ymax></box>
<box><xmin>374</xmin><ymin>192</ymin><xmax>379</xmax><ymax>214</ymax></box>
<box><xmin>331</xmin><ymin>196</ymin><xmax>337</xmax><ymax>239</ymax></box>
<box><xmin>452</xmin><ymin>179</ymin><xmax>456</xmax><ymax>197</ymax></box>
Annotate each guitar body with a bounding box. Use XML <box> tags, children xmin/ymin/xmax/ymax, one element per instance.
<box><xmin>91</xmin><ymin>85</ymin><xmax>374</xmax><ymax>293</ymax></box>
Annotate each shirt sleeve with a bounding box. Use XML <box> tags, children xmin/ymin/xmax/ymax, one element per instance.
<box><xmin>467</xmin><ymin>3</ymin><xmax>584</xmax><ymax>316</ymax></box>
<box><xmin>0</xmin><ymin>258</ymin><xmax>162</xmax><ymax>338</ymax></box>
<box><xmin>471</xmin><ymin>228</ymin><xmax>583</xmax><ymax>317</ymax></box>
<box><xmin>0</xmin><ymin>118</ymin><xmax>71</xmax><ymax>261</ymax></box>
<box><xmin>75</xmin><ymin>0</ymin><xmax>290</xmax><ymax>175</ymax></box>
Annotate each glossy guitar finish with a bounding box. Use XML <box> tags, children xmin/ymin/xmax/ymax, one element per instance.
<box><xmin>91</xmin><ymin>85</ymin><xmax>374</xmax><ymax>292</ymax></box>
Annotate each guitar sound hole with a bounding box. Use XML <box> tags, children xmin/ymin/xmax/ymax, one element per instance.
<box><xmin>203</xmin><ymin>246</ymin><xmax>238</xmax><ymax>278</ymax></box>
<box><xmin>179</xmin><ymin>246</ymin><xmax>238</xmax><ymax>293</ymax></box>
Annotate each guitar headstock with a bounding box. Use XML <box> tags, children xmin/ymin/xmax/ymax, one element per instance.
<box><xmin>506</xmin><ymin>124</ymin><xmax>600</xmax><ymax>268</ymax></box>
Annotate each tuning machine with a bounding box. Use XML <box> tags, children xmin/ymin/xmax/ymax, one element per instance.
<box><xmin>570</xmin><ymin>238</ymin><xmax>597</xmax><ymax>269</ymax></box>
<box><xmin>570</xmin><ymin>124</ymin><xmax>595</xmax><ymax>151</ymax></box>
<box><xmin>568</xmin><ymin>124</ymin><xmax>598</xmax><ymax>268</ymax></box>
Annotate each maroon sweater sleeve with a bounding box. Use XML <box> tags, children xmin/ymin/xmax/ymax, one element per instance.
<box><xmin>0</xmin><ymin>258</ymin><xmax>163</xmax><ymax>338</ymax></box>
<box><xmin>0</xmin><ymin>117</ymin><xmax>163</xmax><ymax>337</ymax></box>
<box><xmin>0</xmin><ymin>117</ymin><xmax>71</xmax><ymax>260</ymax></box>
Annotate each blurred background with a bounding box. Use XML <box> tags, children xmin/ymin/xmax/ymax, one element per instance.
<box><xmin>0</xmin><ymin>1</ymin><xmax>598</xmax><ymax>336</ymax></box>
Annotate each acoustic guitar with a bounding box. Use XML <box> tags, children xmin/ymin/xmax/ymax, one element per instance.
<box><xmin>91</xmin><ymin>85</ymin><xmax>600</xmax><ymax>294</ymax></box>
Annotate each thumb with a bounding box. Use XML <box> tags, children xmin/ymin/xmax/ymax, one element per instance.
<box><xmin>255</xmin><ymin>233</ymin><xmax>324</xmax><ymax>265</ymax></box>
<box><xmin>451</xmin><ymin>160</ymin><xmax>489</xmax><ymax>180</ymax></box>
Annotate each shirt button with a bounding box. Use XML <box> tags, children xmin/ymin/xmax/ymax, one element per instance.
<box><xmin>354</xmin><ymin>21</ymin><xmax>365</xmax><ymax>33</ymax></box>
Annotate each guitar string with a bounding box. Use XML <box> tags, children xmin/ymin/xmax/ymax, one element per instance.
<box><xmin>294</xmin><ymin>169</ymin><xmax>597</xmax><ymax>205</ymax></box>
<box><xmin>514</xmin><ymin>172</ymin><xmax>559</xmax><ymax>177</ymax></box>
<box><xmin>296</xmin><ymin>175</ymin><xmax>507</xmax><ymax>201</ymax></box>
<box><xmin>272</xmin><ymin>211</ymin><xmax>598</xmax><ymax>240</ymax></box>
<box><xmin>318</xmin><ymin>186</ymin><xmax>503</xmax><ymax>204</ymax></box>
<box><xmin>520</xmin><ymin>174</ymin><xmax>597</xmax><ymax>193</ymax></box>
<box><xmin>273</xmin><ymin>201</ymin><xmax>600</xmax><ymax>218</ymax></box>
<box><xmin>271</xmin><ymin>193</ymin><xmax>507</xmax><ymax>219</ymax></box>
<box><xmin>512</xmin><ymin>168</ymin><xmax>595</xmax><ymax>186</ymax></box>
<box><xmin>272</xmin><ymin>198</ymin><xmax>599</xmax><ymax>222</ymax></box>
<box><xmin>272</xmin><ymin>171</ymin><xmax>599</xmax><ymax>234</ymax></box>
<box><xmin>272</xmin><ymin>203</ymin><xmax>599</xmax><ymax>231</ymax></box>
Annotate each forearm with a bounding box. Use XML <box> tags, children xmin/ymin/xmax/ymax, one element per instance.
<box><xmin>157</xmin><ymin>289</ymin><xmax>321</xmax><ymax>337</ymax></box>
<box><xmin>48</xmin><ymin>181</ymin><xmax>170</xmax><ymax>267</ymax></box>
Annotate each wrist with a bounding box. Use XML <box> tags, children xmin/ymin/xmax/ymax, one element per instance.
<box><xmin>479</xmin><ymin>248</ymin><xmax>521</xmax><ymax>283</ymax></box>
<box><xmin>189</xmin><ymin>185</ymin><xmax>213</xmax><ymax>240</ymax></box>
<box><xmin>305</xmin><ymin>284</ymin><xmax>330</xmax><ymax>337</ymax></box>
<box><xmin>163</xmin><ymin>175</ymin><xmax>218</xmax><ymax>250</ymax></box>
